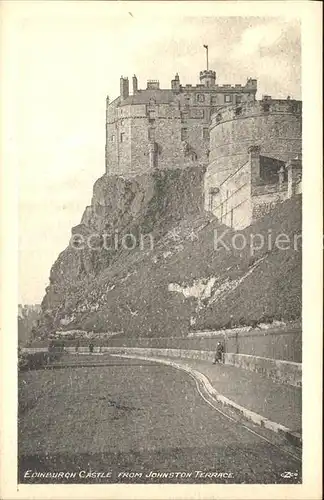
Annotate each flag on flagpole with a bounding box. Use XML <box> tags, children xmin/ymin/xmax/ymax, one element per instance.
<box><xmin>203</xmin><ymin>44</ymin><xmax>208</xmax><ymax>49</ymax></box>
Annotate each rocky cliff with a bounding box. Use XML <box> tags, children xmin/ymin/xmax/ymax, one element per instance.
<box><xmin>39</xmin><ymin>166</ymin><xmax>301</xmax><ymax>339</ymax></box>
<box><xmin>39</xmin><ymin>166</ymin><xmax>207</xmax><ymax>336</ymax></box>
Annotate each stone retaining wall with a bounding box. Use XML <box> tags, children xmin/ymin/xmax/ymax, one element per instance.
<box><xmin>224</xmin><ymin>352</ymin><xmax>301</xmax><ymax>387</ymax></box>
<box><xmin>22</xmin><ymin>346</ymin><xmax>301</xmax><ymax>387</ymax></box>
<box><xmin>101</xmin><ymin>347</ymin><xmax>301</xmax><ymax>386</ymax></box>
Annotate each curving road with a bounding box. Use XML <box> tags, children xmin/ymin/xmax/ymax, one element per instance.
<box><xmin>19</xmin><ymin>355</ymin><xmax>301</xmax><ymax>484</ymax></box>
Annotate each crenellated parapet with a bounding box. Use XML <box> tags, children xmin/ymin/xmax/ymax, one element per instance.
<box><xmin>211</xmin><ymin>97</ymin><xmax>302</xmax><ymax>128</ymax></box>
<box><xmin>206</xmin><ymin>95</ymin><xmax>302</xmax><ymax>201</ymax></box>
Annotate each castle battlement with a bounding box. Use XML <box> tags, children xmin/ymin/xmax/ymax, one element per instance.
<box><xmin>106</xmin><ymin>67</ymin><xmax>258</xmax><ymax>177</ymax></box>
<box><xmin>211</xmin><ymin>98</ymin><xmax>302</xmax><ymax>128</ymax></box>
<box><xmin>175</xmin><ymin>82</ymin><xmax>255</xmax><ymax>93</ymax></box>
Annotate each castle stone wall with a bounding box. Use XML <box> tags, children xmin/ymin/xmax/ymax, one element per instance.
<box><xmin>210</xmin><ymin>161</ymin><xmax>252</xmax><ymax>229</ymax></box>
<box><xmin>206</xmin><ymin>139</ymin><xmax>301</xmax><ymax>229</ymax></box>
<box><xmin>105</xmin><ymin>97</ymin><xmax>120</xmax><ymax>174</ymax></box>
<box><xmin>105</xmin><ymin>70</ymin><xmax>257</xmax><ymax>177</ymax></box>
<box><xmin>252</xmin><ymin>189</ymin><xmax>288</xmax><ymax>222</ymax></box>
<box><xmin>206</xmin><ymin>99</ymin><xmax>302</xmax><ymax>189</ymax></box>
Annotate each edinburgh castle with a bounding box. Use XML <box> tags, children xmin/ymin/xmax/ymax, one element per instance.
<box><xmin>38</xmin><ymin>58</ymin><xmax>303</xmax><ymax>340</ymax></box>
<box><xmin>105</xmin><ymin>65</ymin><xmax>302</xmax><ymax>229</ymax></box>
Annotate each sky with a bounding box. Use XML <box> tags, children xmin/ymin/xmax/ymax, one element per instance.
<box><xmin>2</xmin><ymin>2</ymin><xmax>301</xmax><ymax>305</ymax></box>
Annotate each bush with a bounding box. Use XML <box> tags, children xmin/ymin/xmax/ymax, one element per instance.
<box><xmin>258</xmin><ymin>314</ymin><xmax>274</xmax><ymax>324</ymax></box>
<box><xmin>49</xmin><ymin>339</ymin><xmax>66</xmax><ymax>352</ymax></box>
<box><xmin>249</xmin><ymin>319</ymin><xmax>259</xmax><ymax>329</ymax></box>
<box><xmin>18</xmin><ymin>347</ymin><xmax>63</xmax><ymax>372</ymax></box>
<box><xmin>237</xmin><ymin>317</ymin><xmax>247</xmax><ymax>327</ymax></box>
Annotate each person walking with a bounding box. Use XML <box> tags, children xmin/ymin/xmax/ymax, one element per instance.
<box><xmin>89</xmin><ymin>342</ymin><xmax>94</xmax><ymax>354</ymax></box>
<box><xmin>213</xmin><ymin>342</ymin><xmax>224</xmax><ymax>364</ymax></box>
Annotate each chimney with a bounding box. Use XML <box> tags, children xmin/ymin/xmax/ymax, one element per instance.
<box><xmin>248</xmin><ymin>145</ymin><xmax>261</xmax><ymax>183</ymax></box>
<box><xmin>171</xmin><ymin>73</ymin><xmax>180</xmax><ymax>91</ymax></box>
<box><xmin>132</xmin><ymin>75</ymin><xmax>138</xmax><ymax>94</ymax></box>
<box><xmin>120</xmin><ymin>76</ymin><xmax>129</xmax><ymax>101</ymax></box>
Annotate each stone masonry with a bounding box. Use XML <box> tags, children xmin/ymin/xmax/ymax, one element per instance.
<box><xmin>105</xmin><ymin>66</ymin><xmax>301</xmax><ymax>229</ymax></box>
<box><xmin>105</xmin><ymin>69</ymin><xmax>257</xmax><ymax>176</ymax></box>
<box><xmin>208</xmin><ymin>145</ymin><xmax>302</xmax><ymax>229</ymax></box>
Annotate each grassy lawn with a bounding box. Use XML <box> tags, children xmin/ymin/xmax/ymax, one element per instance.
<box><xmin>18</xmin><ymin>356</ymin><xmax>301</xmax><ymax>484</ymax></box>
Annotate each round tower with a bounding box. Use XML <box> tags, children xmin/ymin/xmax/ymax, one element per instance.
<box><xmin>206</xmin><ymin>98</ymin><xmax>302</xmax><ymax>187</ymax></box>
<box><xmin>199</xmin><ymin>70</ymin><xmax>216</xmax><ymax>87</ymax></box>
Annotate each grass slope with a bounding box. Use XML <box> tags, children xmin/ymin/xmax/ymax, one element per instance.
<box><xmin>43</xmin><ymin>195</ymin><xmax>301</xmax><ymax>338</ymax></box>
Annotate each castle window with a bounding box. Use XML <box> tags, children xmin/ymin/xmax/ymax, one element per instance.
<box><xmin>148</xmin><ymin>128</ymin><xmax>155</xmax><ymax>141</ymax></box>
<box><xmin>148</xmin><ymin>110</ymin><xmax>156</xmax><ymax>120</ymax></box>
<box><xmin>111</xmin><ymin>134</ymin><xmax>115</xmax><ymax>142</ymax></box>
<box><xmin>181</xmin><ymin>128</ymin><xmax>188</xmax><ymax>141</ymax></box>
<box><xmin>211</xmin><ymin>95</ymin><xmax>218</xmax><ymax>104</ymax></box>
<box><xmin>216</xmin><ymin>113</ymin><xmax>222</xmax><ymax>123</ymax></box>
<box><xmin>197</xmin><ymin>94</ymin><xmax>205</xmax><ymax>102</ymax></box>
<box><xmin>235</xmin><ymin>107</ymin><xmax>242</xmax><ymax>116</ymax></box>
<box><xmin>262</xmin><ymin>103</ymin><xmax>270</xmax><ymax>112</ymax></box>
<box><xmin>184</xmin><ymin>96</ymin><xmax>190</xmax><ymax>108</ymax></box>
<box><xmin>236</xmin><ymin>95</ymin><xmax>242</xmax><ymax>104</ymax></box>
<box><xmin>181</xmin><ymin>111</ymin><xmax>189</xmax><ymax>123</ymax></box>
<box><xmin>203</xmin><ymin>128</ymin><xmax>209</xmax><ymax>140</ymax></box>
<box><xmin>120</xmin><ymin>119</ymin><xmax>125</xmax><ymax>126</ymax></box>
<box><xmin>120</xmin><ymin>132</ymin><xmax>125</xmax><ymax>142</ymax></box>
<box><xmin>225</xmin><ymin>95</ymin><xmax>232</xmax><ymax>103</ymax></box>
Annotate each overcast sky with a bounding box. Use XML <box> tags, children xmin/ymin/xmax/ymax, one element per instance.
<box><xmin>3</xmin><ymin>2</ymin><xmax>301</xmax><ymax>304</ymax></box>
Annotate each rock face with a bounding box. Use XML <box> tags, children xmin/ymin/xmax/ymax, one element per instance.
<box><xmin>40</xmin><ymin>166</ymin><xmax>207</xmax><ymax>336</ymax></box>
<box><xmin>39</xmin><ymin>163</ymin><xmax>301</xmax><ymax>339</ymax></box>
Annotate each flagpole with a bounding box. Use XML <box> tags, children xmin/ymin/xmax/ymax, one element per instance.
<box><xmin>203</xmin><ymin>45</ymin><xmax>209</xmax><ymax>70</ymax></box>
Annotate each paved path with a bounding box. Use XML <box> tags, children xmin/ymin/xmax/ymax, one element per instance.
<box><xmin>149</xmin><ymin>355</ymin><xmax>302</xmax><ymax>433</ymax></box>
<box><xmin>19</xmin><ymin>355</ymin><xmax>301</xmax><ymax>484</ymax></box>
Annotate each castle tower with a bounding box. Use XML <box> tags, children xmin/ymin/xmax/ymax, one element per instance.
<box><xmin>199</xmin><ymin>69</ymin><xmax>216</xmax><ymax>87</ymax></box>
<box><xmin>206</xmin><ymin>98</ymin><xmax>302</xmax><ymax>188</ymax></box>
<box><xmin>106</xmin><ymin>67</ymin><xmax>258</xmax><ymax>177</ymax></box>
<box><xmin>171</xmin><ymin>73</ymin><xmax>180</xmax><ymax>91</ymax></box>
